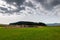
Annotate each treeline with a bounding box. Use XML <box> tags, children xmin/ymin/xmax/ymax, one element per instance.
<box><xmin>9</xmin><ymin>21</ymin><xmax>47</xmax><ymax>26</ymax></box>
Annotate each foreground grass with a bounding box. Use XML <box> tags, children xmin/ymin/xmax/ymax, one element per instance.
<box><xmin>0</xmin><ymin>27</ymin><xmax>60</xmax><ymax>40</ymax></box>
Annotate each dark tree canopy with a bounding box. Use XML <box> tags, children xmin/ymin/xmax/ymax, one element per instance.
<box><xmin>9</xmin><ymin>21</ymin><xmax>47</xmax><ymax>26</ymax></box>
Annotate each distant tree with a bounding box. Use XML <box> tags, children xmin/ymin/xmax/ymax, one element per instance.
<box><xmin>38</xmin><ymin>22</ymin><xmax>47</xmax><ymax>26</ymax></box>
<box><xmin>9</xmin><ymin>21</ymin><xmax>47</xmax><ymax>27</ymax></box>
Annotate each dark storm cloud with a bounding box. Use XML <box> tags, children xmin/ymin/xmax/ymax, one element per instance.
<box><xmin>24</xmin><ymin>1</ymin><xmax>34</xmax><ymax>8</ymax></box>
<box><xmin>0</xmin><ymin>7</ymin><xmax>13</xmax><ymax>13</ymax></box>
<box><xmin>4</xmin><ymin>0</ymin><xmax>60</xmax><ymax>10</ymax></box>
<box><xmin>36</xmin><ymin>0</ymin><xmax>44</xmax><ymax>3</ymax></box>
<box><xmin>0</xmin><ymin>6</ymin><xmax>25</xmax><ymax>14</ymax></box>
<box><xmin>2</xmin><ymin>0</ymin><xmax>34</xmax><ymax>14</ymax></box>
<box><xmin>0</xmin><ymin>7</ymin><xmax>7</xmax><ymax>11</ymax></box>
<box><xmin>36</xmin><ymin>0</ymin><xmax>60</xmax><ymax>10</ymax></box>
<box><xmin>36</xmin><ymin>0</ymin><xmax>45</xmax><ymax>5</ymax></box>
<box><xmin>4</xmin><ymin>0</ymin><xmax>25</xmax><ymax>6</ymax></box>
<box><xmin>52</xmin><ymin>0</ymin><xmax>60</xmax><ymax>6</ymax></box>
<box><xmin>0</xmin><ymin>0</ymin><xmax>25</xmax><ymax>14</ymax></box>
<box><xmin>0</xmin><ymin>7</ymin><xmax>10</xmax><ymax>13</ymax></box>
<box><xmin>4</xmin><ymin>0</ymin><xmax>25</xmax><ymax>10</ymax></box>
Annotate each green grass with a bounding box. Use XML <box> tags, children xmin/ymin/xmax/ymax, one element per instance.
<box><xmin>0</xmin><ymin>27</ymin><xmax>60</xmax><ymax>40</ymax></box>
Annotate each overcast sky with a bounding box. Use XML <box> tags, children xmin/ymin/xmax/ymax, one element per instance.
<box><xmin>0</xmin><ymin>0</ymin><xmax>60</xmax><ymax>24</ymax></box>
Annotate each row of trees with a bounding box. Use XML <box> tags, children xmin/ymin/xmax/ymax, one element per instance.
<box><xmin>9</xmin><ymin>21</ymin><xmax>47</xmax><ymax>27</ymax></box>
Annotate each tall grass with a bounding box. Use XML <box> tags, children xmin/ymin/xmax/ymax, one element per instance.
<box><xmin>0</xmin><ymin>27</ymin><xmax>60</xmax><ymax>40</ymax></box>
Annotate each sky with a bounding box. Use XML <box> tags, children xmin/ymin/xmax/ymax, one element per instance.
<box><xmin>0</xmin><ymin>0</ymin><xmax>60</xmax><ymax>24</ymax></box>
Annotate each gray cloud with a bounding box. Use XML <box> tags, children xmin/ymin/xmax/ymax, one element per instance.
<box><xmin>52</xmin><ymin>0</ymin><xmax>60</xmax><ymax>6</ymax></box>
<box><xmin>0</xmin><ymin>0</ymin><xmax>60</xmax><ymax>14</ymax></box>
<box><xmin>4</xmin><ymin>0</ymin><xmax>25</xmax><ymax>9</ymax></box>
<box><xmin>36</xmin><ymin>0</ymin><xmax>44</xmax><ymax>3</ymax></box>
<box><xmin>24</xmin><ymin>1</ymin><xmax>34</xmax><ymax>8</ymax></box>
<box><xmin>0</xmin><ymin>7</ymin><xmax>7</xmax><ymax>11</ymax></box>
<box><xmin>36</xmin><ymin>0</ymin><xmax>60</xmax><ymax>10</ymax></box>
<box><xmin>4</xmin><ymin>0</ymin><xmax>60</xmax><ymax>10</ymax></box>
<box><xmin>0</xmin><ymin>7</ymin><xmax>25</xmax><ymax>14</ymax></box>
<box><xmin>4</xmin><ymin>0</ymin><xmax>25</xmax><ymax>6</ymax></box>
<box><xmin>0</xmin><ymin>0</ymin><xmax>25</xmax><ymax>14</ymax></box>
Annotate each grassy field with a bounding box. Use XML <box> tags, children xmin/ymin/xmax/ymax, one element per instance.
<box><xmin>0</xmin><ymin>27</ymin><xmax>60</xmax><ymax>40</ymax></box>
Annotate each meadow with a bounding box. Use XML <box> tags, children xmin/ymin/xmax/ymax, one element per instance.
<box><xmin>0</xmin><ymin>27</ymin><xmax>60</xmax><ymax>40</ymax></box>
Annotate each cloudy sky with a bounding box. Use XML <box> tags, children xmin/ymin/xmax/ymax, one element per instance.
<box><xmin>0</xmin><ymin>0</ymin><xmax>60</xmax><ymax>24</ymax></box>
